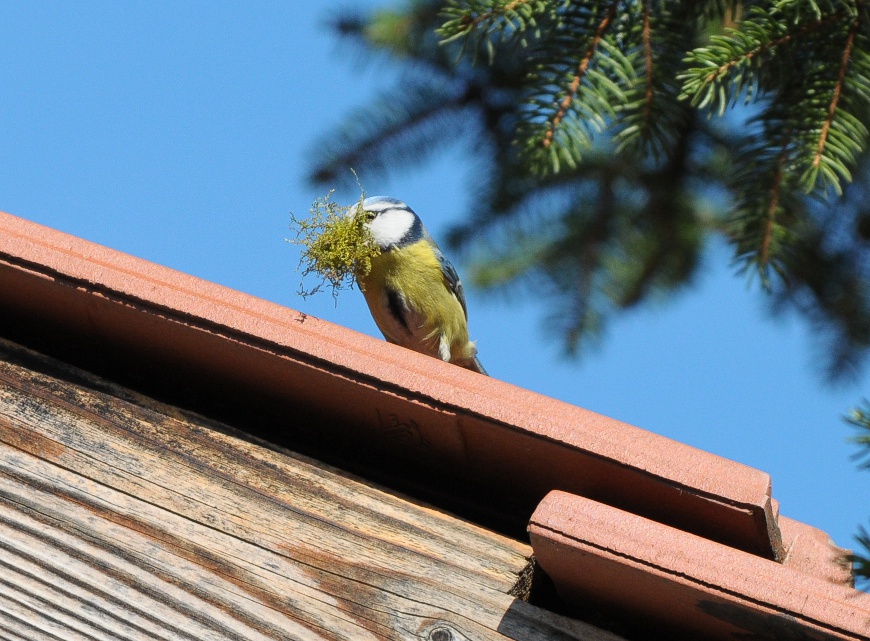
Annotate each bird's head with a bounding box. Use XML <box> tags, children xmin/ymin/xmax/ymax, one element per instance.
<box><xmin>356</xmin><ymin>196</ymin><xmax>425</xmax><ymax>250</ymax></box>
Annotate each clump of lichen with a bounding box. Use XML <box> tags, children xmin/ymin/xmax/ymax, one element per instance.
<box><xmin>288</xmin><ymin>191</ymin><xmax>379</xmax><ymax>299</ymax></box>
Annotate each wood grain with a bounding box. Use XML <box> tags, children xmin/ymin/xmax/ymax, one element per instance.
<box><xmin>0</xmin><ymin>340</ymin><xmax>621</xmax><ymax>641</ymax></box>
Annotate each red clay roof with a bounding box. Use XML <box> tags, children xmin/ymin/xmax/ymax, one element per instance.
<box><xmin>530</xmin><ymin>491</ymin><xmax>869</xmax><ymax>640</ymax></box>
<box><xmin>0</xmin><ymin>209</ymin><xmax>864</xmax><ymax>638</ymax></box>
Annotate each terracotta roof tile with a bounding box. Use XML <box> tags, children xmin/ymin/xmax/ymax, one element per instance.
<box><xmin>529</xmin><ymin>490</ymin><xmax>869</xmax><ymax>640</ymax></box>
<box><xmin>780</xmin><ymin>515</ymin><xmax>853</xmax><ymax>585</ymax></box>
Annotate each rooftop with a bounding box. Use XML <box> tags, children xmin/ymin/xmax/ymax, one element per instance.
<box><xmin>0</xmin><ymin>209</ymin><xmax>867</xmax><ymax>640</ymax></box>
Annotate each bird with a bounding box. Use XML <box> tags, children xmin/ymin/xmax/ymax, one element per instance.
<box><xmin>353</xmin><ymin>196</ymin><xmax>487</xmax><ymax>375</ymax></box>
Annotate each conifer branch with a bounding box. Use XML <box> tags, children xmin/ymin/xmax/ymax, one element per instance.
<box><xmin>760</xmin><ymin>133</ymin><xmax>791</xmax><ymax>273</ymax></box>
<box><xmin>813</xmin><ymin>17</ymin><xmax>860</xmax><ymax>172</ymax></box>
<box><xmin>565</xmin><ymin>172</ymin><xmax>613</xmax><ymax>353</ymax></box>
<box><xmin>542</xmin><ymin>1</ymin><xmax>619</xmax><ymax>149</ymax></box>
<box><xmin>681</xmin><ymin>6</ymin><xmax>855</xmax><ymax>115</ymax></box>
<box><xmin>439</xmin><ymin>0</ymin><xmax>547</xmax><ymax>45</ymax></box>
<box><xmin>462</xmin><ymin>0</ymin><xmax>527</xmax><ymax>30</ymax></box>
<box><xmin>641</xmin><ymin>0</ymin><xmax>653</xmax><ymax>140</ymax></box>
<box><xmin>309</xmin><ymin>82</ymin><xmax>464</xmax><ymax>186</ymax></box>
<box><xmin>705</xmin><ymin>10</ymin><xmax>847</xmax><ymax>87</ymax></box>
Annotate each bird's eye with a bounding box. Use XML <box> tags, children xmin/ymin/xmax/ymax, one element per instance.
<box><xmin>364</xmin><ymin>211</ymin><xmax>376</xmax><ymax>221</ymax></box>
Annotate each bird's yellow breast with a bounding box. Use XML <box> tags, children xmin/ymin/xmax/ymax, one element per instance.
<box><xmin>358</xmin><ymin>240</ymin><xmax>471</xmax><ymax>361</ymax></box>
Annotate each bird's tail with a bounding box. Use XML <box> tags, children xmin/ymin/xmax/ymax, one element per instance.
<box><xmin>456</xmin><ymin>354</ymin><xmax>488</xmax><ymax>376</ymax></box>
<box><xmin>471</xmin><ymin>355</ymin><xmax>488</xmax><ymax>376</ymax></box>
<box><xmin>452</xmin><ymin>339</ymin><xmax>488</xmax><ymax>375</ymax></box>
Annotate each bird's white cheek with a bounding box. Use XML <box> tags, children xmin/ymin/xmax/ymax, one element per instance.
<box><xmin>369</xmin><ymin>210</ymin><xmax>415</xmax><ymax>247</ymax></box>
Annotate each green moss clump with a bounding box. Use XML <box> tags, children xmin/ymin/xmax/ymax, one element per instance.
<box><xmin>288</xmin><ymin>191</ymin><xmax>380</xmax><ymax>299</ymax></box>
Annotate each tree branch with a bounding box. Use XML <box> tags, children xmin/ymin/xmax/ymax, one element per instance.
<box><xmin>456</xmin><ymin>0</ymin><xmax>534</xmax><ymax>34</ymax></box>
<box><xmin>705</xmin><ymin>9</ymin><xmax>848</xmax><ymax>85</ymax></box>
<box><xmin>641</xmin><ymin>0</ymin><xmax>653</xmax><ymax>141</ymax></box>
<box><xmin>542</xmin><ymin>1</ymin><xmax>619</xmax><ymax>148</ymax></box>
<box><xmin>760</xmin><ymin>133</ymin><xmax>792</xmax><ymax>271</ymax></box>
<box><xmin>813</xmin><ymin>17</ymin><xmax>860</xmax><ymax>170</ymax></box>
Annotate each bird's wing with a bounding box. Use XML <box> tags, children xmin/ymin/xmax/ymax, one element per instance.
<box><xmin>385</xmin><ymin>288</ymin><xmax>411</xmax><ymax>333</ymax></box>
<box><xmin>436</xmin><ymin>247</ymin><xmax>468</xmax><ymax>320</ymax></box>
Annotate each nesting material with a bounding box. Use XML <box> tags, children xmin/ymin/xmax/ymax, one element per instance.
<box><xmin>289</xmin><ymin>192</ymin><xmax>380</xmax><ymax>298</ymax></box>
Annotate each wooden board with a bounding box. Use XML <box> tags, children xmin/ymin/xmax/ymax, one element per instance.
<box><xmin>0</xmin><ymin>340</ymin><xmax>621</xmax><ymax>641</ymax></box>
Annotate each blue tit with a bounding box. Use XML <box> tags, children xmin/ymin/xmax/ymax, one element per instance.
<box><xmin>354</xmin><ymin>196</ymin><xmax>487</xmax><ymax>375</ymax></box>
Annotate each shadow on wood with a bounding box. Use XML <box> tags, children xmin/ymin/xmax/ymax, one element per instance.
<box><xmin>0</xmin><ymin>338</ymin><xmax>620</xmax><ymax>640</ymax></box>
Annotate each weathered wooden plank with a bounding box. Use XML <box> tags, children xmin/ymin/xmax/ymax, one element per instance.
<box><xmin>0</xmin><ymin>342</ymin><xmax>622</xmax><ymax>641</ymax></box>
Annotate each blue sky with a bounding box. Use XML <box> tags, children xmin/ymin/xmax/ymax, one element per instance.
<box><xmin>0</xmin><ymin>2</ymin><xmax>867</xmax><ymax>559</ymax></box>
